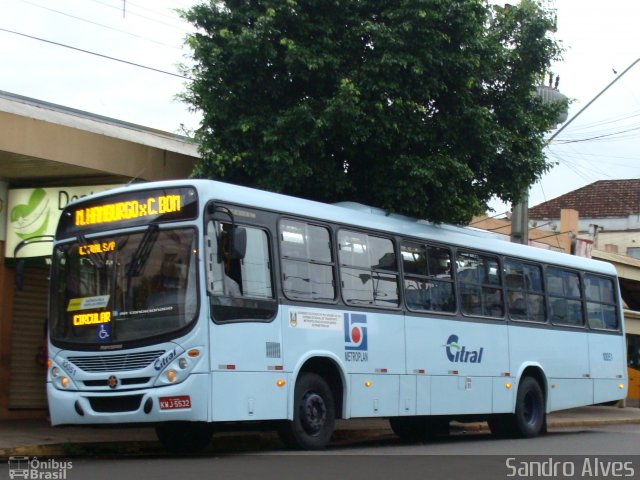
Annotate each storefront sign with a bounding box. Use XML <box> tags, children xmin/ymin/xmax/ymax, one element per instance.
<box><xmin>6</xmin><ymin>184</ymin><xmax>120</xmax><ymax>258</ymax></box>
<box><xmin>574</xmin><ymin>238</ymin><xmax>594</xmax><ymax>258</ymax></box>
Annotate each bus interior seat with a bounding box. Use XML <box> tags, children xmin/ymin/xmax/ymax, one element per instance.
<box><xmin>551</xmin><ymin>298</ymin><xmax>567</xmax><ymax>323</ymax></box>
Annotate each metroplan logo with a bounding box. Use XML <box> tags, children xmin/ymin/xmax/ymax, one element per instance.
<box><xmin>445</xmin><ymin>334</ymin><xmax>485</xmax><ymax>363</ymax></box>
<box><xmin>344</xmin><ymin>313</ymin><xmax>368</xmax><ymax>362</ymax></box>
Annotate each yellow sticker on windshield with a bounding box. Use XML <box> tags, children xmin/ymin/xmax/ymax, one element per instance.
<box><xmin>67</xmin><ymin>295</ymin><xmax>110</xmax><ymax>312</ymax></box>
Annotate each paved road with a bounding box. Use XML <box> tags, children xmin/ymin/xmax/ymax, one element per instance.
<box><xmin>2</xmin><ymin>424</ymin><xmax>639</xmax><ymax>480</ymax></box>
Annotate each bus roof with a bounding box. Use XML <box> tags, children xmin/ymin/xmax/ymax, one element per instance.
<box><xmin>74</xmin><ymin>179</ymin><xmax>617</xmax><ymax>277</ymax></box>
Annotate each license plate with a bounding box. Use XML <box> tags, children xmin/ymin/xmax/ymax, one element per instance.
<box><xmin>159</xmin><ymin>395</ymin><xmax>191</xmax><ymax>410</ymax></box>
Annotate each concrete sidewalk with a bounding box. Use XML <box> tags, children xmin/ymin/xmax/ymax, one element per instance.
<box><xmin>1</xmin><ymin>405</ymin><xmax>639</xmax><ymax>457</ymax></box>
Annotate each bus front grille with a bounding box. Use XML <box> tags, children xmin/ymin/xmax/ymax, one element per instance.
<box><xmin>88</xmin><ymin>395</ymin><xmax>143</xmax><ymax>413</ymax></box>
<box><xmin>67</xmin><ymin>350</ymin><xmax>165</xmax><ymax>372</ymax></box>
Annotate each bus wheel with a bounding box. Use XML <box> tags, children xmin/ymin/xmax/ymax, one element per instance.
<box><xmin>155</xmin><ymin>421</ymin><xmax>213</xmax><ymax>455</ymax></box>
<box><xmin>390</xmin><ymin>416</ymin><xmax>449</xmax><ymax>442</ymax></box>
<box><xmin>278</xmin><ymin>372</ymin><xmax>335</xmax><ymax>450</ymax></box>
<box><xmin>497</xmin><ymin>376</ymin><xmax>545</xmax><ymax>438</ymax></box>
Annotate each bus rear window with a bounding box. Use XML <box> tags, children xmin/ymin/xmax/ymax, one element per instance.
<box><xmin>585</xmin><ymin>274</ymin><xmax>618</xmax><ymax>330</ymax></box>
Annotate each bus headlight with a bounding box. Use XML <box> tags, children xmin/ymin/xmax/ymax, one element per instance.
<box><xmin>154</xmin><ymin>347</ymin><xmax>204</xmax><ymax>387</ymax></box>
<box><xmin>49</xmin><ymin>359</ymin><xmax>78</xmax><ymax>390</ymax></box>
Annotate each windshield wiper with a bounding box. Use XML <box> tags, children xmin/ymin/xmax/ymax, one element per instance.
<box><xmin>77</xmin><ymin>234</ymin><xmax>106</xmax><ymax>269</ymax></box>
<box><xmin>126</xmin><ymin>224</ymin><xmax>159</xmax><ymax>277</ymax></box>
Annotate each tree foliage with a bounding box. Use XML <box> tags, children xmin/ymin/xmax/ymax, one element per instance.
<box><xmin>181</xmin><ymin>0</ymin><xmax>563</xmax><ymax>224</ymax></box>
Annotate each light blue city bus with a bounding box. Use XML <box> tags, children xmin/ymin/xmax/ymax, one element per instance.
<box><xmin>47</xmin><ymin>179</ymin><xmax>628</xmax><ymax>453</ymax></box>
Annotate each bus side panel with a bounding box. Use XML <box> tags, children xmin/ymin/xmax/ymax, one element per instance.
<box><xmin>589</xmin><ymin>331</ymin><xmax>627</xmax><ymax>404</ymax></box>
<box><xmin>281</xmin><ymin>306</ymin><xmax>405</xmax><ymax>419</ymax></box>
<box><xmin>510</xmin><ymin>325</ymin><xmax>592</xmax><ymax>411</ymax></box>
<box><xmin>588</xmin><ymin>332</ymin><xmax>626</xmax><ymax>379</ymax></box>
<box><xmin>209</xmin><ymin>318</ymin><xmax>287</xmax><ymax>421</ymax></box>
<box><xmin>416</xmin><ymin>376</ymin><xmax>431</xmax><ymax>415</ymax></box>
<box><xmin>431</xmin><ymin>376</ymin><xmax>493</xmax><ymax>414</ymax></box>
<box><xmin>405</xmin><ymin>316</ymin><xmax>509</xmax><ymax>416</ymax></box>
<box><xmin>210</xmin><ymin>371</ymin><xmax>289</xmax><ymax>421</ymax></box>
<box><xmin>350</xmin><ymin>374</ymin><xmax>400</xmax><ymax>417</ymax></box>
<box><xmin>210</xmin><ymin>321</ymin><xmax>283</xmax><ymax>373</ymax></box>
<box><xmin>492</xmin><ymin>376</ymin><xmax>515</xmax><ymax>413</ymax></box>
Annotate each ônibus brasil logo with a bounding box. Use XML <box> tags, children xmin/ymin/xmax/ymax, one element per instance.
<box><xmin>445</xmin><ymin>334</ymin><xmax>485</xmax><ymax>363</ymax></box>
<box><xmin>344</xmin><ymin>313</ymin><xmax>368</xmax><ymax>362</ymax></box>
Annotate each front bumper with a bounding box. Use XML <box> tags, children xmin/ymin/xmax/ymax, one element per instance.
<box><xmin>48</xmin><ymin>372</ymin><xmax>209</xmax><ymax>426</ymax></box>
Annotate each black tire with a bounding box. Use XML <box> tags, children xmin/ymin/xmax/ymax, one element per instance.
<box><xmin>490</xmin><ymin>377</ymin><xmax>546</xmax><ymax>439</ymax></box>
<box><xmin>514</xmin><ymin>377</ymin><xmax>545</xmax><ymax>438</ymax></box>
<box><xmin>390</xmin><ymin>416</ymin><xmax>450</xmax><ymax>442</ymax></box>
<box><xmin>494</xmin><ymin>376</ymin><xmax>545</xmax><ymax>439</ymax></box>
<box><xmin>278</xmin><ymin>372</ymin><xmax>335</xmax><ymax>450</ymax></box>
<box><xmin>155</xmin><ymin>421</ymin><xmax>213</xmax><ymax>455</ymax></box>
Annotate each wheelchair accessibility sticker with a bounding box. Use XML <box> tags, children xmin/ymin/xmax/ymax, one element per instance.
<box><xmin>96</xmin><ymin>323</ymin><xmax>111</xmax><ymax>342</ymax></box>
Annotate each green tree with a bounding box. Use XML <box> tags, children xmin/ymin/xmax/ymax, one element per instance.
<box><xmin>181</xmin><ymin>0</ymin><xmax>563</xmax><ymax>224</ymax></box>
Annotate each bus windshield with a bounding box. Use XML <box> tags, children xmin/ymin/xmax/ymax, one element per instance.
<box><xmin>50</xmin><ymin>227</ymin><xmax>198</xmax><ymax>346</ymax></box>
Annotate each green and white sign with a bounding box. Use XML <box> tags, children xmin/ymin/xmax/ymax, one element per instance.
<box><xmin>6</xmin><ymin>184</ymin><xmax>120</xmax><ymax>258</ymax></box>
<box><xmin>0</xmin><ymin>181</ymin><xmax>7</xmax><ymax>242</ymax></box>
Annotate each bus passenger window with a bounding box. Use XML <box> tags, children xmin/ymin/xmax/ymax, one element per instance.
<box><xmin>457</xmin><ymin>252</ymin><xmax>503</xmax><ymax>318</ymax></box>
<box><xmin>339</xmin><ymin>230</ymin><xmax>399</xmax><ymax>308</ymax></box>
<box><xmin>280</xmin><ymin>220</ymin><xmax>335</xmax><ymax>302</ymax></box>
<box><xmin>585</xmin><ymin>274</ymin><xmax>618</xmax><ymax>330</ymax></box>
<box><xmin>504</xmin><ymin>260</ymin><xmax>546</xmax><ymax>323</ymax></box>
<box><xmin>547</xmin><ymin>267</ymin><xmax>584</xmax><ymax>327</ymax></box>
<box><xmin>401</xmin><ymin>243</ymin><xmax>455</xmax><ymax>314</ymax></box>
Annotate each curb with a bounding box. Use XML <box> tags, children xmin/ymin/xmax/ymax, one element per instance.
<box><xmin>2</xmin><ymin>416</ymin><xmax>640</xmax><ymax>458</ymax></box>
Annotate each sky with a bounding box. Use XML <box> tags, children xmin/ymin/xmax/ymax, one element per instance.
<box><xmin>1</xmin><ymin>0</ymin><xmax>640</xmax><ymax>212</ymax></box>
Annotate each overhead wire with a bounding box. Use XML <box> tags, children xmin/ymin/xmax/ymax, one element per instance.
<box><xmin>0</xmin><ymin>27</ymin><xmax>191</xmax><ymax>80</ymax></box>
<box><xmin>86</xmin><ymin>0</ymin><xmax>192</xmax><ymax>32</ymax></box>
<box><xmin>16</xmin><ymin>0</ymin><xmax>184</xmax><ymax>49</ymax></box>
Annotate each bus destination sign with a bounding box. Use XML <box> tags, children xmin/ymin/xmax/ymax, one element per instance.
<box><xmin>74</xmin><ymin>194</ymin><xmax>182</xmax><ymax>227</ymax></box>
<box><xmin>57</xmin><ymin>187</ymin><xmax>198</xmax><ymax>238</ymax></box>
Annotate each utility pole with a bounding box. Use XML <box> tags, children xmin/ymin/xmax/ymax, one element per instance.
<box><xmin>511</xmin><ymin>80</ymin><xmax>567</xmax><ymax>245</ymax></box>
<box><xmin>511</xmin><ymin>56</ymin><xmax>640</xmax><ymax>246</ymax></box>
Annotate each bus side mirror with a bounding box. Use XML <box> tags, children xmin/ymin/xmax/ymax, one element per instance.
<box><xmin>15</xmin><ymin>260</ymin><xmax>25</xmax><ymax>291</ymax></box>
<box><xmin>229</xmin><ymin>227</ymin><xmax>247</xmax><ymax>260</ymax></box>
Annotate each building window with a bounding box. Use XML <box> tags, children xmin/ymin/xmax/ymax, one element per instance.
<box><xmin>626</xmin><ymin>247</ymin><xmax>640</xmax><ymax>259</ymax></box>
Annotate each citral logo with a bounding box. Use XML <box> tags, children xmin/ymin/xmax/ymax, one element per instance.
<box><xmin>445</xmin><ymin>334</ymin><xmax>484</xmax><ymax>363</ymax></box>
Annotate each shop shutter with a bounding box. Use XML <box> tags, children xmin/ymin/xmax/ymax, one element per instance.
<box><xmin>9</xmin><ymin>267</ymin><xmax>49</xmax><ymax>409</ymax></box>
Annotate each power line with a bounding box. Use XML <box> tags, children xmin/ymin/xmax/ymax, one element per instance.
<box><xmin>552</xmin><ymin>124</ymin><xmax>640</xmax><ymax>145</ymax></box>
<box><xmin>86</xmin><ymin>0</ymin><xmax>191</xmax><ymax>32</ymax></box>
<box><xmin>468</xmin><ymin>210</ymin><xmax>510</xmax><ymax>226</ymax></box>
<box><xmin>0</xmin><ymin>27</ymin><xmax>191</xmax><ymax>80</ymax></box>
<box><xmin>17</xmin><ymin>0</ymin><xmax>183</xmax><ymax>49</ymax></box>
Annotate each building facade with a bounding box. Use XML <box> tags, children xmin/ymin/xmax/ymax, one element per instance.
<box><xmin>0</xmin><ymin>91</ymin><xmax>199</xmax><ymax>418</ymax></box>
